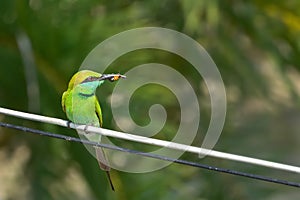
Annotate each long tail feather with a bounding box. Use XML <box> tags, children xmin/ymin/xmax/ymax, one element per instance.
<box><xmin>95</xmin><ymin>147</ymin><xmax>115</xmax><ymax>191</ymax></box>
<box><xmin>105</xmin><ymin>171</ymin><xmax>115</xmax><ymax>191</ymax></box>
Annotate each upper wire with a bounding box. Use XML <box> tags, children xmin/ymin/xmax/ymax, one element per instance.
<box><xmin>0</xmin><ymin>107</ymin><xmax>299</xmax><ymax>174</ymax></box>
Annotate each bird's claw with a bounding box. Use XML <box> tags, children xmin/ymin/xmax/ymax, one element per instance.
<box><xmin>66</xmin><ymin>120</ymin><xmax>72</xmax><ymax>128</ymax></box>
<box><xmin>84</xmin><ymin>124</ymin><xmax>90</xmax><ymax>133</ymax></box>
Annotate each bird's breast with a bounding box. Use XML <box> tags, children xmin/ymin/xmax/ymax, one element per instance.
<box><xmin>65</xmin><ymin>92</ymin><xmax>100</xmax><ymax>127</ymax></box>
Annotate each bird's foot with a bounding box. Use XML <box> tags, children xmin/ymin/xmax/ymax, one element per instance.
<box><xmin>66</xmin><ymin>120</ymin><xmax>72</xmax><ymax>128</ymax></box>
<box><xmin>84</xmin><ymin>124</ymin><xmax>90</xmax><ymax>134</ymax></box>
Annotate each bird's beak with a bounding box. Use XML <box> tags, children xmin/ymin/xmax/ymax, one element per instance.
<box><xmin>98</xmin><ymin>74</ymin><xmax>126</xmax><ymax>82</ymax></box>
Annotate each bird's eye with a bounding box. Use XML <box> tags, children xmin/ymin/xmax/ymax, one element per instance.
<box><xmin>82</xmin><ymin>76</ymin><xmax>97</xmax><ymax>83</ymax></box>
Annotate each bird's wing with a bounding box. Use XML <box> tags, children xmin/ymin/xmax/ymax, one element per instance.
<box><xmin>95</xmin><ymin>97</ymin><xmax>103</xmax><ymax>127</ymax></box>
<box><xmin>94</xmin><ymin>96</ymin><xmax>114</xmax><ymax>190</ymax></box>
<box><xmin>61</xmin><ymin>91</ymin><xmax>67</xmax><ymax>113</ymax></box>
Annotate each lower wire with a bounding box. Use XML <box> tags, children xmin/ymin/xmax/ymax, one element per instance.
<box><xmin>0</xmin><ymin>121</ymin><xmax>299</xmax><ymax>188</ymax></box>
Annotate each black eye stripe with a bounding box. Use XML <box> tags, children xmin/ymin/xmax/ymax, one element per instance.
<box><xmin>82</xmin><ymin>76</ymin><xmax>98</xmax><ymax>83</ymax></box>
<box><xmin>80</xmin><ymin>74</ymin><xmax>125</xmax><ymax>84</ymax></box>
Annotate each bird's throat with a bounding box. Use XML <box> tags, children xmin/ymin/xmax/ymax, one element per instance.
<box><xmin>79</xmin><ymin>92</ymin><xmax>95</xmax><ymax>98</ymax></box>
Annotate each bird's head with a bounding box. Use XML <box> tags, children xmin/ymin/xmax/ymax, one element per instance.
<box><xmin>67</xmin><ymin>70</ymin><xmax>126</xmax><ymax>91</ymax></box>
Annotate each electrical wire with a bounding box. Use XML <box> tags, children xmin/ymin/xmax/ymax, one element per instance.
<box><xmin>0</xmin><ymin>121</ymin><xmax>299</xmax><ymax>188</ymax></box>
<box><xmin>0</xmin><ymin>107</ymin><xmax>299</xmax><ymax>174</ymax></box>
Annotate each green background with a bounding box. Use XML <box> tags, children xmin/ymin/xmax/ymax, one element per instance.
<box><xmin>0</xmin><ymin>0</ymin><xmax>300</xmax><ymax>199</ymax></box>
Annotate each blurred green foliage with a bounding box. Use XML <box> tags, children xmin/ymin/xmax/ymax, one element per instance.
<box><xmin>0</xmin><ymin>0</ymin><xmax>300</xmax><ymax>199</ymax></box>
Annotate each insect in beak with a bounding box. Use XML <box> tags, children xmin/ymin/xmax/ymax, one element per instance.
<box><xmin>99</xmin><ymin>74</ymin><xmax>126</xmax><ymax>82</ymax></box>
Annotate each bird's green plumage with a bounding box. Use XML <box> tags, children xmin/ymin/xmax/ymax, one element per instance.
<box><xmin>62</xmin><ymin>70</ymin><xmax>104</xmax><ymax>127</ymax></box>
<box><xmin>61</xmin><ymin>70</ymin><xmax>125</xmax><ymax>191</ymax></box>
<box><xmin>62</xmin><ymin>85</ymin><xmax>103</xmax><ymax>127</ymax></box>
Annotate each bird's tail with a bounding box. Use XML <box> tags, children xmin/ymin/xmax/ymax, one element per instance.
<box><xmin>105</xmin><ymin>171</ymin><xmax>115</xmax><ymax>191</ymax></box>
<box><xmin>95</xmin><ymin>147</ymin><xmax>115</xmax><ymax>191</ymax></box>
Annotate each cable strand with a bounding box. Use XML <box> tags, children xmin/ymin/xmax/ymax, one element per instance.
<box><xmin>1</xmin><ymin>107</ymin><xmax>299</xmax><ymax>174</ymax></box>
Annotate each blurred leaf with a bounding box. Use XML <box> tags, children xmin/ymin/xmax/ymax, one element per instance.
<box><xmin>0</xmin><ymin>0</ymin><xmax>300</xmax><ymax>199</ymax></box>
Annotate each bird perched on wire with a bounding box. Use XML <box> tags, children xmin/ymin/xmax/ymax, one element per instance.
<box><xmin>61</xmin><ymin>70</ymin><xmax>126</xmax><ymax>191</ymax></box>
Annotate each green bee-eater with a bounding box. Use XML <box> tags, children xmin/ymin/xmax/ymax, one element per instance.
<box><xmin>61</xmin><ymin>70</ymin><xmax>126</xmax><ymax>191</ymax></box>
